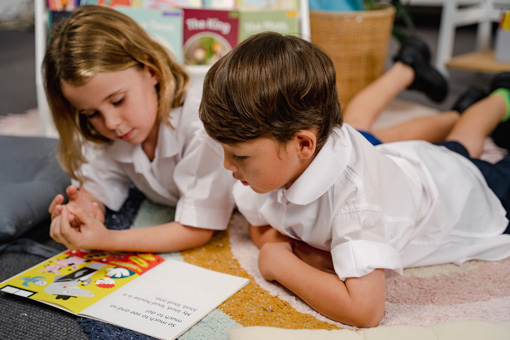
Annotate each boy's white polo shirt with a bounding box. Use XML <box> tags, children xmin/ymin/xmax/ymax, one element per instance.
<box><xmin>75</xmin><ymin>90</ymin><xmax>235</xmax><ymax>231</ymax></box>
<box><xmin>234</xmin><ymin>124</ymin><xmax>510</xmax><ymax>280</ymax></box>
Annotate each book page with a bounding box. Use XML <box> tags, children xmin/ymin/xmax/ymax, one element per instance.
<box><xmin>0</xmin><ymin>250</ymin><xmax>164</xmax><ymax>315</ymax></box>
<box><xmin>81</xmin><ymin>259</ymin><xmax>249</xmax><ymax>340</ymax></box>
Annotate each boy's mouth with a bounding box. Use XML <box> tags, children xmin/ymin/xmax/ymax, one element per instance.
<box><xmin>233</xmin><ymin>174</ymin><xmax>249</xmax><ymax>186</ymax></box>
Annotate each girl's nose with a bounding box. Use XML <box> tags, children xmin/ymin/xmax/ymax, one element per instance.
<box><xmin>104</xmin><ymin>110</ymin><xmax>121</xmax><ymax>130</ymax></box>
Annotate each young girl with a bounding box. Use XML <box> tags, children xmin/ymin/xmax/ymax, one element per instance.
<box><xmin>44</xmin><ymin>5</ymin><xmax>235</xmax><ymax>253</ymax></box>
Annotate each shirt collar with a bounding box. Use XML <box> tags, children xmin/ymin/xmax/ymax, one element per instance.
<box><xmin>283</xmin><ymin>126</ymin><xmax>352</xmax><ymax>205</ymax></box>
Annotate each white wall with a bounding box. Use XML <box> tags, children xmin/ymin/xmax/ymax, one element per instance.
<box><xmin>0</xmin><ymin>0</ymin><xmax>33</xmax><ymax>22</ymax></box>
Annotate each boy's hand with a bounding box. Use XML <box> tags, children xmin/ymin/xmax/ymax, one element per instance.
<box><xmin>50</xmin><ymin>203</ymin><xmax>110</xmax><ymax>250</ymax></box>
<box><xmin>258</xmin><ymin>241</ymin><xmax>293</xmax><ymax>281</ymax></box>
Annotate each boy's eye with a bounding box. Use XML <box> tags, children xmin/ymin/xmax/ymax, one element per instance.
<box><xmin>233</xmin><ymin>155</ymin><xmax>247</xmax><ymax>161</ymax></box>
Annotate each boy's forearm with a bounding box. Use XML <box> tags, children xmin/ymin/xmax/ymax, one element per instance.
<box><xmin>260</xmin><ymin>244</ymin><xmax>385</xmax><ymax>327</ymax></box>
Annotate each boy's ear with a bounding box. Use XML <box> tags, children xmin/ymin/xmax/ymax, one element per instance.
<box><xmin>295</xmin><ymin>130</ymin><xmax>317</xmax><ymax>159</ymax></box>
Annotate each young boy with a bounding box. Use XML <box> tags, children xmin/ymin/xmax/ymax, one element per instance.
<box><xmin>199</xmin><ymin>32</ymin><xmax>510</xmax><ymax>327</ymax></box>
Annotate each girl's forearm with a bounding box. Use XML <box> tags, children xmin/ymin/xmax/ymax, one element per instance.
<box><xmin>107</xmin><ymin>222</ymin><xmax>214</xmax><ymax>253</ymax></box>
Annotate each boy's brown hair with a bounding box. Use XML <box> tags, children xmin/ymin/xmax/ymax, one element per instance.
<box><xmin>199</xmin><ymin>32</ymin><xmax>342</xmax><ymax>148</ymax></box>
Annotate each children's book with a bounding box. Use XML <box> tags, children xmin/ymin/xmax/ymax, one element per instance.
<box><xmin>0</xmin><ymin>249</ymin><xmax>249</xmax><ymax>340</ymax></box>
<box><xmin>238</xmin><ymin>9</ymin><xmax>299</xmax><ymax>42</ymax></box>
<box><xmin>202</xmin><ymin>0</ymin><xmax>237</xmax><ymax>9</ymax></box>
<box><xmin>142</xmin><ymin>0</ymin><xmax>202</xmax><ymax>9</ymax></box>
<box><xmin>237</xmin><ymin>0</ymin><xmax>298</xmax><ymax>11</ymax></box>
<box><xmin>115</xmin><ymin>7</ymin><xmax>184</xmax><ymax>62</ymax></box>
<box><xmin>182</xmin><ymin>8</ymin><xmax>239</xmax><ymax>65</ymax></box>
<box><xmin>47</xmin><ymin>0</ymin><xmax>78</xmax><ymax>11</ymax></box>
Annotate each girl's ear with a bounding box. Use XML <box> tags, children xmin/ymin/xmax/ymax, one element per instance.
<box><xmin>144</xmin><ymin>65</ymin><xmax>159</xmax><ymax>85</ymax></box>
<box><xmin>295</xmin><ymin>130</ymin><xmax>317</xmax><ymax>160</ymax></box>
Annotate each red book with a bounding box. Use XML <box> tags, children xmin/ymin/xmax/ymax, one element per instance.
<box><xmin>182</xmin><ymin>8</ymin><xmax>239</xmax><ymax>65</ymax></box>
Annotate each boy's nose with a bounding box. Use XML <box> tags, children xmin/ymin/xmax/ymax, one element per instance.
<box><xmin>223</xmin><ymin>156</ymin><xmax>237</xmax><ymax>172</ymax></box>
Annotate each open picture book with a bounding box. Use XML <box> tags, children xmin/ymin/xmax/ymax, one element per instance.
<box><xmin>0</xmin><ymin>249</ymin><xmax>249</xmax><ymax>340</ymax></box>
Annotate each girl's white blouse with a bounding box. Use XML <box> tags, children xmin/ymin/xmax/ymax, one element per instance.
<box><xmin>75</xmin><ymin>89</ymin><xmax>235</xmax><ymax>231</ymax></box>
<box><xmin>234</xmin><ymin>124</ymin><xmax>510</xmax><ymax>280</ymax></box>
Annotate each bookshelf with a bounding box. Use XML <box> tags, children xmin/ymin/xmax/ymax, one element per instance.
<box><xmin>34</xmin><ymin>0</ymin><xmax>310</xmax><ymax>136</ymax></box>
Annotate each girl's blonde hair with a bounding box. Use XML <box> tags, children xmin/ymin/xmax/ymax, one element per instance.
<box><xmin>43</xmin><ymin>5</ymin><xmax>189</xmax><ymax>181</ymax></box>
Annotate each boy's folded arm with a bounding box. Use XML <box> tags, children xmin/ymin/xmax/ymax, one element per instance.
<box><xmin>249</xmin><ymin>224</ymin><xmax>292</xmax><ymax>248</ymax></box>
<box><xmin>258</xmin><ymin>241</ymin><xmax>385</xmax><ymax>328</ymax></box>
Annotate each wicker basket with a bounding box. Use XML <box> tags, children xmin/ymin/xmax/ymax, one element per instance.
<box><xmin>310</xmin><ymin>5</ymin><xmax>396</xmax><ymax>107</ymax></box>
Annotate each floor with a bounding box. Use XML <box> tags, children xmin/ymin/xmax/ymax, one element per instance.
<box><xmin>0</xmin><ymin>5</ymin><xmax>499</xmax><ymax>119</ymax></box>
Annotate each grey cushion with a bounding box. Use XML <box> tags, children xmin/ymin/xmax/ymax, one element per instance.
<box><xmin>0</xmin><ymin>135</ymin><xmax>70</xmax><ymax>242</ymax></box>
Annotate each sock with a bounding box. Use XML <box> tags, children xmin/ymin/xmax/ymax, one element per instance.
<box><xmin>490</xmin><ymin>88</ymin><xmax>510</xmax><ymax>122</ymax></box>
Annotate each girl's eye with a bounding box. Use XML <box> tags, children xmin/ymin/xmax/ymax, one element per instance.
<box><xmin>233</xmin><ymin>155</ymin><xmax>247</xmax><ymax>161</ymax></box>
<box><xmin>85</xmin><ymin>111</ymin><xmax>99</xmax><ymax>119</ymax></box>
<box><xmin>112</xmin><ymin>97</ymin><xmax>125</xmax><ymax>106</ymax></box>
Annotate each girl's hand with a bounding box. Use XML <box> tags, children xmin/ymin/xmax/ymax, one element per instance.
<box><xmin>258</xmin><ymin>241</ymin><xmax>294</xmax><ymax>281</ymax></box>
<box><xmin>48</xmin><ymin>193</ymin><xmax>66</xmax><ymax>220</ymax></box>
<box><xmin>49</xmin><ymin>185</ymin><xmax>102</xmax><ymax>224</ymax></box>
<box><xmin>50</xmin><ymin>203</ymin><xmax>110</xmax><ymax>250</ymax></box>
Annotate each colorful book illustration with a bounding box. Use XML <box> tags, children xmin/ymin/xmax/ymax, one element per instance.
<box><xmin>239</xmin><ymin>9</ymin><xmax>299</xmax><ymax>41</ymax></box>
<box><xmin>183</xmin><ymin>8</ymin><xmax>239</xmax><ymax>65</ymax></box>
<box><xmin>116</xmin><ymin>7</ymin><xmax>184</xmax><ymax>62</ymax></box>
<box><xmin>237</xmin><ymin>0</ymin><xmax>298</xmax><ymax>11</ymax></box>
<box><xmin>142</xmin><ymin>0</ymin><xmax>203</xmax><ymax>9</ymax></box>
<box><xmin>202</xmin><ymin>0</ymin><xmax>237</xmax><ymax>9</ymax></box>
<box><xmin>0</xmin><ymin>249</ymin><xmax>249</xmax><ymax>340</ymax></box>
<box><xmin>47</xmin><ymin>0</ymin><xmax>79</xmax><ymax>11</ymax></box>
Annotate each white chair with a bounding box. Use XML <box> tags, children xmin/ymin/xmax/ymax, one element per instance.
<box><xmin>435</xmin><ymin>0</ymin><xmax>505</xmax><ymax>77</ymax></box>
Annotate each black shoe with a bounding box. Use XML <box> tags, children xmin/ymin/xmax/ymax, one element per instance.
<box><xmin>489</xmin><ymin>73</ymin><xmax>510</xmax><ymax>150</ymax></box>
<box><xmin>490</xmin><ymin>120</ymin><xmax>510</xmax><ymax>151</ymax></box>
<box><xmin>393</xmin><ymin>36</ymin><xmax>449</xmax><ymax>103</ymax></box>
<box><xmin>490</xmin><ymin>72</ymin><xmax>510</xmax><ymax>92</ymax></box>
<box><xmin>451</xmin><ymin>86</ymin><xmax>488</xmax><ymax>114</ymax></box>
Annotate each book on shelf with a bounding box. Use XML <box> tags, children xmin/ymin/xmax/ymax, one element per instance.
<box><xmin>237</xmin><ymin>0</ymin><xmax>298</xmax><ymax>11</ymax></box>
<box><xmin>239</xmin><ymin>9</ymin><xmax>299</xmax><ymax>41</ymax></box>
<box><xmin>183</xmin><ymin>8</ymin><xmax>239</xmax><ymax>65</ymax></box>
<box><xmin>142</xmin><ymin>0</ymin><xmax>203</xmax><ymax>9</ymax></box>
<box><xmin>0</xmin><ymin>249</ymin><xmax>249</xmax><ymax>340</ymax></box>
<box><xmin>47</xmin><ymin>0</ymin><xmax>79</xmax><ymax>11</ymax></box>
<box><xmin>116</xmin><ymin>7</ymin><xmax>185</xmax><ymax>63</ymax></box>
<box><xmin>45</xmin><ymin>1</ymin><xmax>304</xmax><ymax>68</ymax></box>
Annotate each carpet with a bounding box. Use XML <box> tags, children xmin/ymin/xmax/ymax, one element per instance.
<box><xmin>120</xmin><ymin>199</ymin><xmax>510</xmax><ymax>338</ymax></box>
<box><xmin>1</xmin><ymin>103</ymin><xmax>509</xmax><ymax>339</ymax></box>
